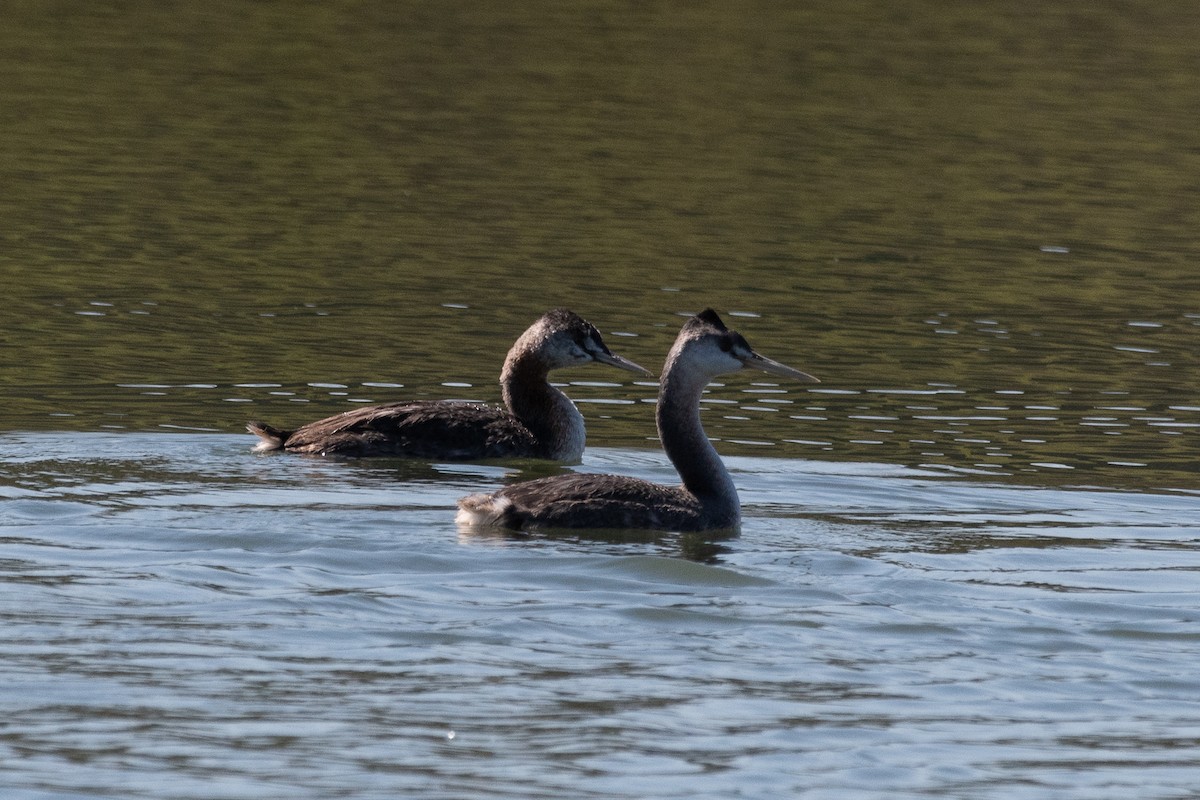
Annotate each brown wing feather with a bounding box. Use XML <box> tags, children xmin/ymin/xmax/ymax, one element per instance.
<box><xmin>493</xmin><ymin>472</ymin><xmax>715</xmax><ymax>531</ymax></box>
<box><xmin>279</xmin><ymin>401</ymin><xmax>540</xmax><ymax>458</ymax></box>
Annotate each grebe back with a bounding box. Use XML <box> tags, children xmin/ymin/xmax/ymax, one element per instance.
<box><xmin>246</xmin><ymin>308</ymin><xmax>649</xmax><ymax>460</ymax></box>
<box><xmin>456</xmin><ymin>309</ymin><xmax>818</xmax><ymax>531</ymax></box>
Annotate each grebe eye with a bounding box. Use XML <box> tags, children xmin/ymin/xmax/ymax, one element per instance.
<box><xmin>718</xmin><ymin>336</ymin><xmax>733</xmax><ymax>353</ymax></box>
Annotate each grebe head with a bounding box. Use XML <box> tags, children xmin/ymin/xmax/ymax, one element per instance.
<box><xmin>672</xmin><ymin>309</ymin><xmax>821</xmax><ymax>382</ymax></box>
<box><xmin>522</xmin><ymin>308</ymin><xmax>651</xmax><ymax>375</ymax></box>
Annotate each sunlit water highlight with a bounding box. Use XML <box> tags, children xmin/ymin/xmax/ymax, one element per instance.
<box><xmin>3</xmin><ymin>432</ymin><xmax>1199</xmax><ymax>799</ymax></box>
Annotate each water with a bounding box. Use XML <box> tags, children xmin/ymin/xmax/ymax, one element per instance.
<box><xmin>4</xmin><ymin>1</ymin><xmax>1200</xmax><ymax>798</ymax></box>
<box><xmin>4</xmin><ymin>433</ymin><xmax>1200</xmax><ymax>799</ymax></box>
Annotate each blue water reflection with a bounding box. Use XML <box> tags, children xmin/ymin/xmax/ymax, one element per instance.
<box><xmin>4</xmin><ymin>433</ymin><xmax>1200</xmax><ymax>797</ymax></box>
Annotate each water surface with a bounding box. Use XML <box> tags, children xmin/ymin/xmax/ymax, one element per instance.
<box><xmin>3</xmin><ymin>433</ymin><xmax>1200</xmax><ymax>799</ymax></box>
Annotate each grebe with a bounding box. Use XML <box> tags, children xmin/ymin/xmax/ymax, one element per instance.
<box><xmin>456</xmin><ymin>309</ymin><xmax>819</xmax><ymax>531</ymax></box>
<box><xmin>246</xmin><ymin>308</ymin><xmax>649</xmax><ymax>460</ymax></box>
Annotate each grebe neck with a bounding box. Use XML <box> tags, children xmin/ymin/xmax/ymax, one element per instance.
<box><xmin>656</xmin><ymin>363</ymin><xmax>739</xmax><ymax>519</ymax></box>
<box><xmin>500</xmin><ymin>351</ymin><xmax>585</xmax><ymax>461</ymax></box>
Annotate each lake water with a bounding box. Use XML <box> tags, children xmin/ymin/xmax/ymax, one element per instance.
<box><xmin>3</xmin><ymin>2</ymin><xmax>1200</xmax><ymax>798</ymax></box>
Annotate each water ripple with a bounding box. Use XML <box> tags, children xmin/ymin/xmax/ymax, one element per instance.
<box><xmin>4</xmin><ymin>433</ymin><xmax>1200</xmax><ymax>797</ymax></box>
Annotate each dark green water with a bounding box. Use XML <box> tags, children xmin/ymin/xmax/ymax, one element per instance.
<box><xmin>3</xmin><ymin>1</ymin><xmax>1199</xmax><ymax>486</ymax></box>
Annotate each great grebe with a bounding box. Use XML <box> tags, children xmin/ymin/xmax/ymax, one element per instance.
<box><xmin>246</xmin><ymin>308</ymin><xmax>649</xmax><ymax>460</ymax></box>
<box><xmin>456</xmin><ymin>309</ymin><xmax>819</xmax><ymax>531</ymax></box>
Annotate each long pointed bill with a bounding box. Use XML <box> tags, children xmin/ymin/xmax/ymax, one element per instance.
<box><xmin>743</xmin><ymin>351</ymin><xmax>820</xmax><ymax>382</ymax></box>
<box><xmin>593</xmin><ymin>350</ymin><xmax>653</xmax><ymax>376</ymax></box>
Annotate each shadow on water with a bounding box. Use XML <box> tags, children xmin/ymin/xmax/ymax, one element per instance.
<box><xmin>260</xmin><ymin>451</ymin><xmax>587</xmax><ymax>494</ymax></box>
<box><xmin>458</xmin><ymin>522</ymin><xmax>738</xmax><ymax>563</ymax></box>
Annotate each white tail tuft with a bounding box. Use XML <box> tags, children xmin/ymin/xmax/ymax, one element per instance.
<box><xmin>246</xmin><ymin>421</ymin><xmax>288</xmax><ymax>452</ymax></box>
<box><xmin>455</xmin><ymin>493</ymin><xmax>514</xmax><ymax>526</ymax></box>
